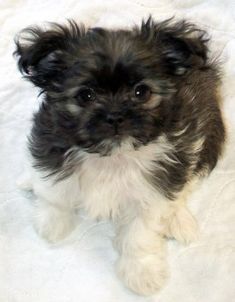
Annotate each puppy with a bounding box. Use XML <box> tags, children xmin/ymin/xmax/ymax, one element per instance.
<box><xmin>15</xmin><ymin>17</ymin><xmax>226</xmax><ymax>295</ymax></box>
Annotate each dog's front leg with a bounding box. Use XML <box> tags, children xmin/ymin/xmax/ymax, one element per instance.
<box><xmin>30</xmin><ymin>171</ymin><xmax>80</xmax><ymax>243</ymax></box>
<box><xmin>114</xmin><ymin>206</ymin><xmax>169</xmax><ymax>296</ymax></box>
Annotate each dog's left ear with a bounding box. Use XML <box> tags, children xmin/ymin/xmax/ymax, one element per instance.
<box><xmin>141</xmin><ymin>18</ymin><xmax>209</xmax><ymax>75</ymax></box>
<box><xmin>14</xmin><ymin>21</ymin><xmax>85</xmax><ymax>89</ymax></box>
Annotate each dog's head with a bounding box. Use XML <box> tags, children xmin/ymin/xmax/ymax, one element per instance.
<box><xmin>15</xmin><ymin>18</ymin><xmax>208</xmax><ymax>155</ymax></box>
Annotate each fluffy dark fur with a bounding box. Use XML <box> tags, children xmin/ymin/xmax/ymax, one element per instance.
<box><xmin>14</xmin><ymin>17</ymin><xmax>225</xmax><ymax>199</ymax></box>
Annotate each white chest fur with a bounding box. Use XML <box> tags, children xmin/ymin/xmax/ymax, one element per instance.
<box><xmin>30</xmin><ymin>135</ymin><xmax>173</xmax><ymax>221</ymax></box>
<box><xmin>77</xmin><ymin>136</ymin><xmax>173</xmax><ymax>219</ymax></box>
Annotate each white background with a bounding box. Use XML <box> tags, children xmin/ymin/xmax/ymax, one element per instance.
<box><xmin>0</xmin><ymin>1</ymin><xmax>235</xmax><ymax>301</ymax></box>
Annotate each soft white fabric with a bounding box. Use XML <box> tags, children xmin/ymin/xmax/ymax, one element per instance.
<box><xmin>0</xmin><ymin>0</ymin><xmax>235</xmax><ymax>301</ymax></box>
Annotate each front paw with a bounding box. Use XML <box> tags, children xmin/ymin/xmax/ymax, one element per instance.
<box><xmin>17</xmin><ymin>171</ymin><xmax>33</xmax><ymax>191</ymax></box>
<box><xmin>165</xmin><ymin>206</ymin><xmax>199</xmax><ymax>244</ymax></box>
<box><xmin>116</xmin><ymin>254</ymin><xmax>168</xmax><ymax>296</ymax></box>
<box><xmin>34</xmin><ymin>202</ymin><xmax>76</xmax><ymax>243</ymax></box>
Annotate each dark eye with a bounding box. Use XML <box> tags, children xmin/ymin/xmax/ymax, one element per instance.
<box><xmin>76</xmin><ymin>87</ymin><xmax>96</xmax><ymax>105</ymax></box>
<box><xmin>134</xmin><ymin>84</ymin><xmax>151</xmax><ymax>102</ymax></box>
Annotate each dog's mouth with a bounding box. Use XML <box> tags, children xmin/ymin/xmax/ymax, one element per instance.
<box><xmin>78</xmin><ymin>132</ymin><xmax>138</xmax><ymax>156</ymax></box>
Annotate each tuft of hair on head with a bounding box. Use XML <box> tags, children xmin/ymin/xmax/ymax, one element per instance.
<box><xmin>139</xmin><ymin>16</ymin><xmax>210</xmax><ymax>75</ymax></box>
<box><xmin>14</xmin><ymin>16</ymin><xmax>210</xmax><ymax>92</ymax></box>
<box><xmin>13</xmin><ymin>20</ymin><xmax>86</xmax><ymax>89</ymax></box>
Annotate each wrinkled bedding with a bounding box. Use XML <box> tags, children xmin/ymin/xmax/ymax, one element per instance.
<box><xmin>0</xmin><ymin>1</ymin><xmax>235</xmax><ymax>301</ymax></box>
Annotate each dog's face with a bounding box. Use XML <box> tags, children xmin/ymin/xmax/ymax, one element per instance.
<box><xmin>15</xmin><ymin>19</ymin><xmax>207</xmax><ymax>155</ymax></box>
<box><xmin>57</xmin><ymin>30</ymin><xmax>175</xmax><ymax>153</ymax></box>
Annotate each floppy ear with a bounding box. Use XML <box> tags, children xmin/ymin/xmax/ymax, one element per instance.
<box><xmin>141</xmin><ymin>18</ymin><xmax>209</xmax><ymax>75</ymax></box>
<box><xmin>14</xmin><ymin>21</ymin><xmax>84</xmax><ymax>89</ymax></box>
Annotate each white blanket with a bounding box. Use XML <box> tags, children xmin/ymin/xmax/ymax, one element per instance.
<box><xmin>0</xmin><ymin>1</ymin><xmax>235</xmax><ymax>301</ymax></box>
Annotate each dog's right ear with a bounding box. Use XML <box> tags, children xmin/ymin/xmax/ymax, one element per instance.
<box><xmin>14</xmin><ymin>21</ymin><xmax>85</xmax><ymax>89</ymax></box>
<box><xmin>140</xmin><ymin>17</ymin><xmax>209</xmax><ymax>75</ymax></box>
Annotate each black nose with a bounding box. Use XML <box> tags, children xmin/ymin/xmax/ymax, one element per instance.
<box><xmin>106</xmin><ymin>112</ymin><xmax>124</xmax><ymax>125</ymax></box>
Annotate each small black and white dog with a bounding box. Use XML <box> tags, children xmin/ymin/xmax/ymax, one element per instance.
<box><xmin>15</xmin><ymin>18</ymin><xmax>225</xmax><ymax>295</ymax></box>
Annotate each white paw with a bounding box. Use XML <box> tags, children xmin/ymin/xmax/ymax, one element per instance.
<box><xmin>17</xmin><ymin>172</ymin><xmax>33</xmax><ymax>191</ymax></box>
<box><xmin>166</xmin><ymin>206</ymin><xmax>199</xmax><ymax>244</ymax></box>
<box><xmin>116</xmin><ymin>254</ymin><xmax>168</xmax><ymax>296</ymax></box>
<box><xmin>34</xmin><ymin>202</ymin><xmax>76</xmax><ymax>243</ymax></box>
